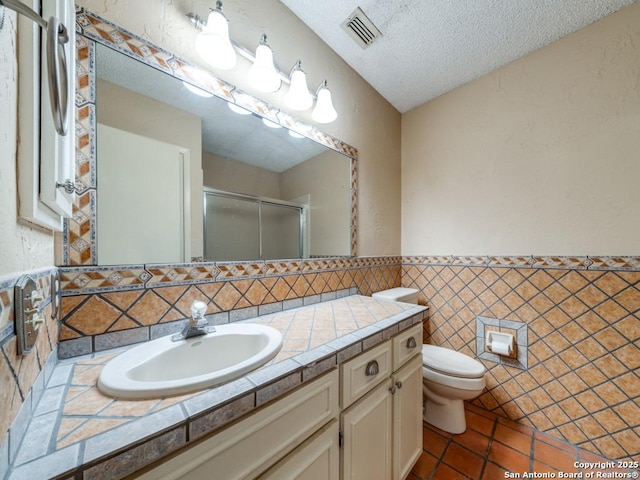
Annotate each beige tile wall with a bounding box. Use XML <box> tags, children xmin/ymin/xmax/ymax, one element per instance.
<box><xmin>403</xmin><ymin>260</ymin><xmax>639</xmax><ymax>462</ymax></box>
<box><xmin>59</xmin><ymin>263</ymin><xmax>402</xmax><ymax>349</ymax></box>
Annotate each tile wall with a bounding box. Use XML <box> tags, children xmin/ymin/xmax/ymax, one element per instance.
<box><xmin>3</xmin><ymin>257</ymin><xmax>638</xmax><ymax>472</ymax></box>
<box><xmin>0</xmin><ymin>269</ymin><xmax>58</xmax><ymax>475</ymax></box>
<box><xmin>58</xmin><ymin>258</ymin><xmax>403</xmax><ymax>357</ymax></box>
<box><xmin>403</xmin><ymin>255</ymin><xmax>639</xmax><ymax>463</ymax></box>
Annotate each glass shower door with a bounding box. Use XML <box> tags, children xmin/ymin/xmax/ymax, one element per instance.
<box><xmin>203</xmin><ymin>190</ymin><xmax>304</xmax><ymax>261</ymax></box>
<box><xmin>204</xmin><ymin>193</ymin><xmax>260</xmax><ymax>261</ymax></box>
<box><xmin>261</xmin><ymin>202</ymin><xmax>302</xmax><ymax>259</ymax></box>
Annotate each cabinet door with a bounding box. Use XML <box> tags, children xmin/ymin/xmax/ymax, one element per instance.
<box><xmin>341</xmin><ymin>379</ymin><xmax>393</xmax><ymax>480</ymax></box>
<box><xmin>259</xmin><ymin>420</ymin><xmax>339</xmax><ymax>480</ymax></box>
<box><xmin>392</xmin><ymin>354</ymin><xmax>423</xmax><ymax>480</ymax></box>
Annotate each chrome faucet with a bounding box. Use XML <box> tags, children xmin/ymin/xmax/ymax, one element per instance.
<box><xmin>171</xmin><ymin>300</ymin><xmax>214</xmax><ymax>341</ymax></box>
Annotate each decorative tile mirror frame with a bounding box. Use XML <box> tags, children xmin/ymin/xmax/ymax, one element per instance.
<box><xmin>60</xmin><ymin>7</ymin><xmax>359</xmax><ymax>291</ymax></box>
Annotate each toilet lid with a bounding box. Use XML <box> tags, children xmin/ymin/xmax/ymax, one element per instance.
<box><xmin>422</xmin><ymin>345</ymin><xmax>485</xmax><ymax>379</ymax></box>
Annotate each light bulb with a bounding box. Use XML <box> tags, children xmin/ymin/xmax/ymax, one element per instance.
<box><xmin>285</xmin><ymin>61</ymin><xmax>313</xmax><ymax>111</ymax></box>
<box><xmin>312</xmin><ymin>81</ymin><xmax>338</xmax><ymax>123</ymax></box>
<box><xmin>195</xmin><ymin>4</ymin><xmax>236</xmax><ymax>70</ymax></box>
<box><xmin>248</xmin><ymin>35</ymin><xmax>281</xmax><ymax>93</ymax></box>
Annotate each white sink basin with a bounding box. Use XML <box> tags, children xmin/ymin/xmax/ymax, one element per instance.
<box><xmin>97</xmin><ymin>324</ymin><xmax>283</xmax><ymax>400</ymax></box>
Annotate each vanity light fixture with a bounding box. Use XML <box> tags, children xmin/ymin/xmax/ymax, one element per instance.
<box><xmin>284</xmin><ymin>61</ymin><xmax>313</xmax><ymax>111</ymax></box>
<box><xmin>194</xmin><ymin>1</ymin><xmax>237</xmax><ymax>70</ymax></box>
<box><xmin>311</xmin><ymin>81</ymin><xmax>337</xmax><ymax>124</ymax></box>
<box><xmin>188</xmin><ymin>3</ymin><xmax>338</xmax><ymax>122</ymax></box>
<box><xmin>182</xmin><ymin>81</ymin><xmax>213</xmax><ymax>97</ymax></box>
<box><xmin>247</xmin><ymin>34</ymin><xmax>281</xmax><ymax>93</ymax></box>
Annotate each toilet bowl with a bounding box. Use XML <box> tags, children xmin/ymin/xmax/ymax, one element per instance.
<box><xmin>372</xmin><ymin>288</ymin><xmax>487</xmax><ymax>434</ymax></box>
<box><xmin>422</xmin><ymin>344</ymin><xmax>486</xmax><ymax>434</ymax></box>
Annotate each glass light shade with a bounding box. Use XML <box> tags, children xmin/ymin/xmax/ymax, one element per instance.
<box><xmin>182</xmin><ymin>81</ymin><xmax>213</xmax><ymax>97</ymax></box>
<box><xmin>312</xmin><ymin>83</ymin><xmax>338</xmax><ymax>123</ymax></box>
<box><xmin>228</xmin><ymin>103</ymin><xmax>252</xmax><ymax>115</ymax></box>
<box><xmin>248</xmin><ymin>39</ymin><xmax>281</xmax><ymax>93</ymax></box>
<box><xmin>262</xmin><ymin>118</ymin><xmax>282</xmax><ymax>129</ymax></box>
<box><xmin>285</xmin><ymin>63</ymin><xmax>313</xmax><ymax>111</ymax></box>
<box><xmin>195</xmin><ymin>9</ymin><xmax>236</xmax><ymax>70</ymax></box>
<box><xmin>288</xmin><ymin>130</ymin><xmax>305</xmax><ymax>139</ymax></box>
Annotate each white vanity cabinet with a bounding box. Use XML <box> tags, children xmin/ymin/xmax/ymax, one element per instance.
<box><xmin>340</xmin><ymin>323</ymin><xmax>423</xmax><ymax>480</ymax></box>
<box><xmin>136</xmin><ymin>323</ymin><xmax>423</xmax><ymax>480</ymax></box>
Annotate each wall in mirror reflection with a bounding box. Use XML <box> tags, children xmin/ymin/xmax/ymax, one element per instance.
<box><xmin>96</xmin><ymin>77</ymin><xmax>351</xmax><ymax>264</ymax></box>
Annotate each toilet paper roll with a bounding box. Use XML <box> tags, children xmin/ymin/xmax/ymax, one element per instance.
<box><xmin>491</xmin><ymin>341</ymin><xmax>512</xmax><ymax>355</ymax></box>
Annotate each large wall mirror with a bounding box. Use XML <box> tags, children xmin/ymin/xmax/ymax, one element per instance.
<box><xmin>66</xmin><ymin>9</ymin><xmax>357</xmax><ymax>267</ymax></box>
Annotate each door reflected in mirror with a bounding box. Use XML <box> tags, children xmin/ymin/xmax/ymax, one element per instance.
<box><xmin>94</xmin><ymin>43</ymin><xmax>353</xmax><ymax>264</ymax></box>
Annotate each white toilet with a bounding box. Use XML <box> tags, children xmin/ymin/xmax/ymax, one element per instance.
<box><xmin>372</xmin><ymin>288</ymin><xmax>486</xmax><ymax>434</ymax></box>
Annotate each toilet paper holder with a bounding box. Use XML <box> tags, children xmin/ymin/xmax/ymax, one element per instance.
<box><xmin>485</xmin><ymin>331</ymin><xmax>517</xmax><ymax>359</ymax></box>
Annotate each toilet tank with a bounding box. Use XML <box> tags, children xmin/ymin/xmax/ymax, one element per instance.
<box><xmin>372</xmin><ymin>287</ymin><xmax>419</xmax><ymax>304</ymax></box>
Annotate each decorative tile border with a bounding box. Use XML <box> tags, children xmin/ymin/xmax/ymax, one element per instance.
<box><xmin>531</xmin><ymin>256</ymin><xmax>589</xmax><ymax>269</ymax></box>
<box><xmin>145</xmin><ymin>263</ymin><xmax>219</xmax><ymax>287</ymax></box>
<box><xmin>59</xmin><ymin>266</ymin><xmax>149</xmax><ymax>295</ymax></box>
<box><xmin>402</xmin><ymin>255</ymin><xmax>640</xmax><ymax>271</ymax></box>
<box><xmin>59</xmin><ymin>254</ymin><xmax>640</xmax><ymax>295</ymax></box>
<box><xmin>59</xmin><ymin>257</ymin><xmax>404</xmax><ymax>295</ymax></box>
<box><xmin>587</xmin><ymin>256</ymin><xmax>640</xmax><ymax>270</ymax></box>
<box><xmin>63</xmin><ymin>8</ymin><xmax>358</xmax><ymax>265</ymax></box>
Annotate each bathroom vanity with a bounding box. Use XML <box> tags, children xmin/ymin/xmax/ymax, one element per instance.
<box><xmin>7</xmin><ymin>295</ymin><xmax>427</xmax><ymax>479</ymax></box>
<box><xmin>138</xmin><ymin>322</ymin><xmax>423</xmax><ymax>480</ymax></box>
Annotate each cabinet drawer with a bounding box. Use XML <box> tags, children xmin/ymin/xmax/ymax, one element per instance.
<box><xmin>139</xmin><ymin>368</ymin><xmax>339</xmax><ymax>480</ymax></box>
<box><xmin>341</xmin><ymin>340</ymin><xmax>392</xmax><ymax>408</ymax></box>
<box><xmin>392</xmin><ymin>323</ymin><xmax>422</xmax><ymax>371</ymax></box>
<box><xmin>259</xmin><ymin>419</ymin><xmax>339</xmax><ymax>480</ymax></box>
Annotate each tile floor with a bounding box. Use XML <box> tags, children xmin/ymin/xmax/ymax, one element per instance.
<box><xmin>410</xmin><ymin>403</ymin><xmax>637</xmax><ymax>480</ymax></box>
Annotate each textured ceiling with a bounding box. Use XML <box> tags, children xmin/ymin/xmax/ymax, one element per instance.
<box><xmin>279</xmin><ymin>0</ymin><xmax>636</xmax><ymax>113</ymax></box>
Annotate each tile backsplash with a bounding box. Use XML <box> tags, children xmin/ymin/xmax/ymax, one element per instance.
<box><xmin>1</xmin><ymin>254</ymin><xmax>637</xmax><ymax>474</ymax></box>
<box><xmin>58</xmin><ymin>258</ymin><xmax>403</xmax><ymax>357</ymax></box>
<box><xmin>403</xmin><ymin>255</ymin><xmax>639</xmax><ymax>462</ymax></box>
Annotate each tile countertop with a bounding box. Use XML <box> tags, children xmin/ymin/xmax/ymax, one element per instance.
<box><xmin>6</xmin><ymin>295</ymin><xmax>427</xmax><ymax>480</ymax></box>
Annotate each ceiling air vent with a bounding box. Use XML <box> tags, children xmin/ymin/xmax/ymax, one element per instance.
<box><xmin>341</xmin><ymin>7</ymin><xmax>381</xmax><ymax>49</ymax></box>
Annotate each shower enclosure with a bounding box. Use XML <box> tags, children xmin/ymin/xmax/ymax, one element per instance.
<box><xmin>203</xmin><ymin>187</ymin><xmax>307</xmax><ymax>261</ymax></box>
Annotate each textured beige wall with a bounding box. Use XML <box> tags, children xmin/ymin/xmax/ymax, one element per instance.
<box><xmin>76</xmin><ymin>0</ymin><xmax>402</xmax><ymax>256</ymax></box>
<box><xmin>281</xmin><ymin>151</ymin><xmax>352</xmax><ymax>256</ymax></box>
<box><xmin>203</xmin><ymin>152</ymin><xmax>281</xmax><ymax>199</ymax></box>
<box><xmin>402</xmin><ymin>2</ymin><xmax>640</xmax><ymax>256</ymax></box>
<box><xmin>0</xmin><ymin>12</ymin><xmax>54</xmax><ymax>278</ymax></box>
